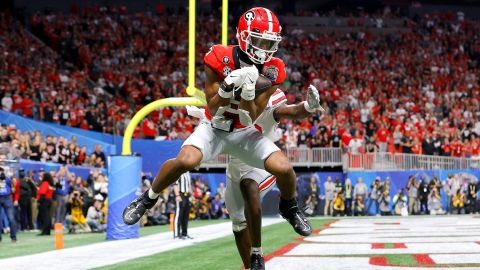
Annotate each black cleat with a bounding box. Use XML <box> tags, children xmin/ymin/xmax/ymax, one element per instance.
<box><xmin>122</xmin><ymin>191</ymin><xmax>158</xmax><ymax>225</ymax></box>
<box><xmin>279</xmin><ymin>198</ymin><xmax>312</xmax><ymax>236</ymax></box>
<box><xmin>250</xmin><ymin>254</ymin><xmax>265</xmax><ymax>270</ymax></box>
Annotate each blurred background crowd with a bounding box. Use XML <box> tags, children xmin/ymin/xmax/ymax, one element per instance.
<box><xmin>300</xmin><ymin>173</ymin><xmax>479</xmax><ymax>217</ymax></box>
<box><xmin>0</xmin><ymin>163</ymin><xmax>227</xmax><ymax>241</ymax></box>
<box><xmin>0</xmin><ymin>5</ymin><xmax>479</xmax><ymax>157</ymax></box>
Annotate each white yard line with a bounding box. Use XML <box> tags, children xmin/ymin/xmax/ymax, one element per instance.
<box><xmin>267</xmin><ymin>215</ymin><xmax>480</xmax><ymax>270</ymax></box>
<box><xmin>305</xmin><ymin>235</ymin><xmax>480</xmax><ymax>243</ymax></box>
<box><xmin>430</xmin><ymin>254</ymin><xmax>480</xmax><ymax>264</ymax></box>
<box><xmin>286</xmin><ymin>242</ymin><xmax>480</xmax><ymax>256</ymax></box>
<box><xmin>267</xmin><ymin>257</ymin><xmax>480</xmax><ymax>270</ymax></box>
<box><xmin>0</xmin><ymin>218</ymin><xmax>283</xmax><ymax>270</ymax></box>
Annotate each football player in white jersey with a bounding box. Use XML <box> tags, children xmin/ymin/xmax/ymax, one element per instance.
<box><xmin>187</xmin><ymin>85</ymin><xmax>323</xmax><ymax>270</ymax></box>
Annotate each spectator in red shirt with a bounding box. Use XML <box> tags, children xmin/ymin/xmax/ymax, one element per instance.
<box><xmin>37</xmin><ymin>172</ymin><xmax>55</xmax><ymax>236</ymax></box>
<box><xmin>376</xmin><ymin>124</ymin><xmax>389</xmax><ymax>152</ymax></box>
<box><xmin>452</xmin><ymin>139</ymin><xmax>464</xmax><ymax>157</ymax></box>
<box><xmin>141</xmin><ymin>116</ymin><xmax>157</xmax><ymax>139</ymax></box>
<box><xmin>21</xmin><ymin>95</ymin><xmax>34</xmax><ymax>118</ymax></box>
<box><xmin>442</xmin><ymin>138</ymin><xmax>452</xmax><ymax>157</ymax></box>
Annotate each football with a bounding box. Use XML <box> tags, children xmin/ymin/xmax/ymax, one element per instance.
<box><xmin>231</xmin><ymin>74</ymin><xmax>273</xmax><ymax>97</ymax></box>
<box><xmin>254</xmin><ymin>74</ymin><xmax>273</xmax><ymax>94</ymax></box>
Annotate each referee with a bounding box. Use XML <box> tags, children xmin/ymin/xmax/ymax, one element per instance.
<box><xmin>174</xmin><ymin>171</ymin><xmax>192</xmax><ymax>239</ymax></box>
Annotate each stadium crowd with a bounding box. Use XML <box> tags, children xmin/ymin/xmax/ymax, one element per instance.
<box><xmin>0</xmin><ymin>7</ymin><xmax>478</xmax><ymax>158</ymax></box>
<box><xmin>303</xmin><ymin>173</ymin><xmax>479</xmax><ymax>217</ymax></box>
<box><xmin>0</xmin><ymin>162</ymin><xmax>226</xmax><ymax>240</ymax></box>
<box><xmin>0</xmin><ymin>124</ymin><xmax>107</xmax><ymax>167</ymax></box>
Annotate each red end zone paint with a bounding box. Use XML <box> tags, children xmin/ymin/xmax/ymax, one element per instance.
<box><xmin>413</xmin><ymin>254</ymin><xmax>435</xmax><ymax>265</ymax></box>
<box><xmin>264</xmin><ymin>243</ymin><xmax>299</xmax><ymax>262</ymax></box>
<box><xmin>370</xmin><ymin>256</ymin><xmax>392</xmax><ymax>266</ymax></box>
<box><xmin>372</xmin><ymin>243</ymin><xmax>385</xmax><ymax>249</ymax></box>
<box><xmin>265</xmin><ymin>220</ymin><xmax>339</xmax><ymax>262</ymax></box>
<box><xmin>393</xmin><ymin>243</ymin><xmax>407</xmax><ymax>249</ymax></box>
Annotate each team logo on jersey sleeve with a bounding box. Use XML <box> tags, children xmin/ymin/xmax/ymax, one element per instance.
<box><xmin>263</xmin><ymin>66</ymin><xmax>279</xmax><ymax>81</ymax></box>
<box><xmin>222</xmin><ymin>56</ymin><xmax>230</xmax><ymax>64</ymax></box>
<box><xmin>223</xmin><ymin>66</ymin><xmax>232</xmax><ymax>76</ymax></box>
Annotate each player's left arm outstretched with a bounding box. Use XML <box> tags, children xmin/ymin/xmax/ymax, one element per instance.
<box><xmin>273</xmin><ymin>85</ymin><xmax>325</xmax><ymax>120</ymax></box>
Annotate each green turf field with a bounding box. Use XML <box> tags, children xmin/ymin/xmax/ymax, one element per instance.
<box><xmin>0</xmin><ymin>219</ymin><xmax>226</xmax><ymax>259</ymax></box>
<box><xmin>95</xmin><ymin>219</ymin><xmax>334</xmax><ymax>270</ymax></box>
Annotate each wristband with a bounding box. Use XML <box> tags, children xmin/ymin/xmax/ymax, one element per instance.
<box><xmin>218</xmin><ymin>82</ymin><xmax>233</xmax><ymax>99</ymax></box>
<box><xmin>303</xmin><ymin>101</ymin><xmax>316</xmax><ymax>113</ymax></box>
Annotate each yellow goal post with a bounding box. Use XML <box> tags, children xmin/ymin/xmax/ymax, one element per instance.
<box><xmin>121</xmin><ymin>0</ymin><xmax>228</xmax><ymax>155</ymax></box>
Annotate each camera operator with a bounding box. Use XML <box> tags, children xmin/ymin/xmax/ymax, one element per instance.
<box><xmin>86</xmin><ymin>195</ymin><xmax>106</xmax><ymax>232</ymax></box>
<box><xmin>66</xmin><ymin>189</ymin><xmax>90</xmax><ymax>233</ymax></box>
<box><xmin>366</xmin><ymin>177</ymin><xmax>381</xmax><ymax>215</ymax></box>
<box><xmin>0</xmin><ymin>167</ymin><xmax>17</xmax><ymax>242</ymax></box>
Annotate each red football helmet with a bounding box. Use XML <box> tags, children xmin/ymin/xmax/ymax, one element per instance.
<box><xmin>236</xmin><ymin>7</ymin><xmax>282</xmax><ymax>64</ymax></box>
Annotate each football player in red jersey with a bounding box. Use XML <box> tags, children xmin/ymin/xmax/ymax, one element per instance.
<box><xmin>123</xmin><ymin>7</ymin><xmax>313</xmax><ymax>241</ymax></box>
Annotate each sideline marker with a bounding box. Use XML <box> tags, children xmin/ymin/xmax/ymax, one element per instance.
<box><xmin>54</xmin><ymin>223</ymin><xmax>64</xmax><ymax>250</ymax></box>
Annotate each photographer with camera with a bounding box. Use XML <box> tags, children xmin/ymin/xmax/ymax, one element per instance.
<box><xmin>366</xmin><ymin>177</ymin><xmax>382</xmax><ymax>215</ymax></box>
<box><xmin>0</xmin><ymin>167</ymin><xmax>17</xmax><ymax>242</ymax></box>
<box><xmin>66</xmin><ymin>189</ymin><xmax>91</xmax><ymax>233</ymax></box>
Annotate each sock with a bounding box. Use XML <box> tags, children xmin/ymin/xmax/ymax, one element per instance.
<box><xmin>251</xmin><ymin>247</ymin><xmax>262</xmax><ymax>256</ymax></box>
<box><xmin>148</xmin><ymin>188</ymin><xmax>160</xmax><ymax>199</ymax></box>
<box><xmin>280</xmin><ymin>197</ymin><xmax>297</xmax><ymax>209</ymax></box>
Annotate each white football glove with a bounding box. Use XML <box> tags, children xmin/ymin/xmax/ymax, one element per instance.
<box><xmin>224</xmin><ymin>68</ymin><xmax>248</xmax><ymax>87</ymax></box>
<box><xmin>219</xmin><ymin>69</ymin><xmax>247</xmax><ymax>98</ymax></box>
<box><xmin>304</xmin><ymin>84</ymin><xmax>325</xmax><ymax>113</ymax></box>
<box><xmin>240</xmin><ymin>66</ymin><xmax>259</xmax><ymax>101</ymax></box>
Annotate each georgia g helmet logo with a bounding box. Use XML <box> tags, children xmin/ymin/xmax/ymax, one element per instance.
<box><xmin>244</xmin><ymin>11</ymin><xmax>255</xmax><ymax>22</ymax></box>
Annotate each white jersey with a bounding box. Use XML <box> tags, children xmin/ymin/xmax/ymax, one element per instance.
<box><xmin>225</xmin><ymin>89</ymin><xmax>287</xmax><ymax>229</ymax></box>
<box><xmin>254</xmin><ymin>89</ymin><xmax>287</xmax><ymax>141</ymax></box>
<box><xmin>228</xmin><ymin>89</ymin><xmax>287</xmax><ymax>177</ymax></box>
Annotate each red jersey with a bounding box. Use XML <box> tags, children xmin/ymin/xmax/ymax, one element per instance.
<box><xmin>472</xmin><ymin>141</ymin><xmax>480</xmax><ymax>156</ymax></box>
<box><xmin>141</xmin><ymin>119</ymin><xmax>157</xmax><ymax>137</ymax></box>
<box><xmin>376</xmin><ymin>128</ymin><xmax>389</xmax><ymax>143</ymax></box>
<box><xmin>37</xmin><ymin>181</ymin><xmax>53</xmax><ymax>200</ymax></box>
<box><xmin>452</xmin><ymin>141</ymin><xmax>464</xmax><ymax>157</ymax></box>
<box><xmin>203</xmin><ymin>45</ymin><xmax>286</xmax><ymax>129</ymax></box>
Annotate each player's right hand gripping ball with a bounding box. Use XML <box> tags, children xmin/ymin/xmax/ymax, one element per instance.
<box><xmin>240</xmin><ymin>66</ymin><xmax>259</xmax><ymax>101</ymax></box>
<box><xmin>224</xmin><ymin>68</ymin><xmax>247</xmax><ymax>87</ymax></box>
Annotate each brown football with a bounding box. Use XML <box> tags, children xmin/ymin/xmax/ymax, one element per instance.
<box><xmin>254</xmin><ymin>74</ymin><xmax>273</xmax><ymax>94</ymax></box>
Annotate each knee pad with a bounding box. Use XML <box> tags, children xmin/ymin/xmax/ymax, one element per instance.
<box><xmin>232</xmin><ymin>219</ymin><xmax>247</xmax><ymax>232</ymax></box>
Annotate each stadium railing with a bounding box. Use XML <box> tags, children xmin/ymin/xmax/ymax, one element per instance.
<box><xmin>199</xmin><ymin>147</ymin><xmax>343</xmax><ymax>169</ymax></box>
<box><xmin>344</xmin><ymin>152</ymin><xmax>480</xmax><ymax>171</ymax></box>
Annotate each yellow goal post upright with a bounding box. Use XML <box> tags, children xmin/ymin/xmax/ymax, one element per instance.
<box><xmin>106</xmin><ymin>0</ymin><xmax>228</xmax><ymax>240</ymax></box>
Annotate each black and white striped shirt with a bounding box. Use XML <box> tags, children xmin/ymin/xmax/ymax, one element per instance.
<box><xmin>176</xmin><ymin>172</ymin><xmax>192</xmax><ymax>194</ymax></box>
